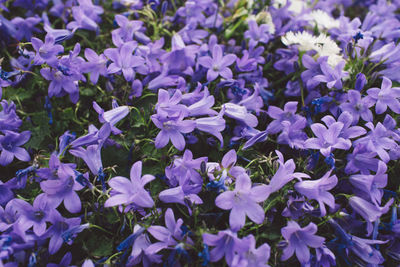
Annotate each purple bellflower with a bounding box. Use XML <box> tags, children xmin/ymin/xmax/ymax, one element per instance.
<box><xmin>244</xmin><ymin>20</ymin><xmax>271</xmax><ymax>48</ymax></box>
<box><xmin>198</xmin><ymin>44</ymin><xmax>237</xmax><ymax>81</ymax></box>
<box><xmin>313</xmin><ymin>60</ymin><xmax>348</xmax><ymax>89</ymax></box>
<box><xmin>104</xmin><ymin>41</ymin><xmax>145</xmax><ymax>82</ymax></box>
<box><xmin>146</xmin><ymin>208</ymin><xmax>194</xmax><ymax>255</ymax></box>
<box><xmin>305</xmin><ymin>121</ymin><xmax>352</xmax><ymax>157</ymax></box>
<box><xmin>81</xmin><ymin>48</ymin><xmax>108</xmax><ymax>84</ymax></box>
<box><xmin>366</xmin><ymin>76</ymin><xmax>400</xmax><ymax>114</ymax></box>
<box><xmin>104</xmin><ymin>161</ymin><xmax>154</xmax><ymax>209</ymax></box>
<box><xmin>349</xmin><ymin>196</ymin><xmax>393</xmax><ymax>236</ymax></box>
<box><xmin>349</xmin><ymin>161</ymin><xmax>387</xmax><ymax>205</ymax></box>
<box><xmin>340</xmin><ymin>90</ymin><xmax>374</xmax><ymax>123</ymax></box>
<box><xmin>215</xmin><ymin>173</ymin><xmax>268</xmax><ymax>231</ymax></box>
<box><xmin>294</xmin><ymin>169</ymin><xmax>338</xmax><ymax>216</ymax></box>
<box><xmin>0</xmin><ymin>130</ymin><xmax>30</xmax><ymax>166</ymax></box>
<box><xmin>92</xmin><ymin>100</ymin><xmax>129</xmax><ymax>135</ymax></box>
<box><xmin>31</xmin><ymin>34</ymin><xmax>64</xmax><ymax>66</ymax></box>
<box><xmin>280</xmin><ymin>221</ymin><xmax>325</xmax><ymax>265</ymax></box>
<box><xmin>202</xmin><ymin>229</ymin><xmax>247</xmax><ymax>266</ymax></box>
<box><xmin>151</xmin><ymin>114</ymin><xmax>195</xmax><ymax>151</ymax></box>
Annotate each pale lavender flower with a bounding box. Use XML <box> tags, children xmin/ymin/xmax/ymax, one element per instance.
<box><xmin>281</xmin><ymin>221</ymin><xmax>325</xmax><ymax>265</ymax></box>
<box><xmin>366</xmin><ymin>76</ymin><xmax>400</xmax><ymax>114</ymax></box>
<box><xmin>215</xmin><ymin>173</ymin><xmax>268</xmax><ymax>231</ymax></box>
<box><xmin>198</xmin><ymin>44</ymin><xmax>237</xmax><ymax>81</ymax></box>
<box><xmin>222</xmin><ymin>103</ymin><xmax>258</xmax><ymax>127</ymax></box>
<box><xmin>244</xmin><ymin>20</ymin><xmax>271</xmax><ymax>47</ymax></box>
<box><xmin>349</xmin><ymin>196</ymin><xmax>394</xmax><ymax>236</ymax></box>
<box><xmin>340</xmin><ymin>90</ymin><xmax>374</xmax><ymax>123</ymax></box>
<box><xmin>0</xmin><ymin>130</ymin><xmax>30</xmax><ymax>166</ymax></box>
<box><xmin>104</xmin><ymin>161</ymin><xmax>154</xmax><ymax>209</ymax></box>
<box><xmin>349</xmin><ymin>161</ymin><xmax>387</xmax><ymax>205</ymax></box>
<box><xmin>294</xmin><ymin>170</ymin><xmax>337</xmax><ymax>216</ymax></box>
<box><xmin>305</xmin><ymin>121</ymin><xmax>352</xmax><ymax>157</ymax></box>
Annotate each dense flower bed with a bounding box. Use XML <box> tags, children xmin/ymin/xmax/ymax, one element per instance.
<box><xmin>1</xmin><ymin>0</ymin><xmax>400</xmax><ymax>266</ymax></box>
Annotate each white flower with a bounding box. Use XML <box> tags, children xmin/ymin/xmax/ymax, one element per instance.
<box><xmin>281</xmin><ymin>31</ymin><xmax>344</xmax><ymax>67</ymax></box>
<box><xmin>307</xmin><ymin>10</ymin><xmax>340</xmax><ymax>30</ymax></box>
<box><xmin>273</xmin><ymin>0</ymin><xmax>310</xmax><ymax>14</ymax></box>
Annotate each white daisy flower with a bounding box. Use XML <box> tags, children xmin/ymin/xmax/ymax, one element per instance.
<box><xmin>307</xmin><ymin>10</ymin><xmax>340</xmax><ymax>30</ymax></box>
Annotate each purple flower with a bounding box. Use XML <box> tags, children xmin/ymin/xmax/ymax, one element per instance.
<box><xmin>222</xmin><ymin>103</ymin><xmax>258</xmax><ymax>127</ymax></box>
<box><xmin>232</xmin><ymin>234</ymin><xmax>271</xmax><ymax>267</ymax></box>
<box><xmin>354</xmin><ymin>122</ymin><xmax>397</xmax><ymax>163</ymax></box>
<box><xmin>281</xmin><ymin>221</ymin><xmax>325</xmax><ymax>265</ymax></box>
<box><xmin>151</xmin><ymin>114</ymin><xmax>195</xmax><ymax>151</ymax></box>
<box><xmin>104</xmin><ymin>161</ymin><xmax>154</xmax><ymax>209</ymax></box>
<box><xmin>0</xmin><ymin>130</ymin><xmax>30</xmax><ymax>166</ymax></box>
<box><xmin>31</xmin><ymin>34</ymin><xmax>64</xmax><ymax>66</ymax></box>
<box><xmin>67</xmin><ymin>0</ymin><xmax>103</xmax><ymax>33</ymax></box>
<box><xmin>195</xmin><ymin>110</ymin><xmax>225</xmax><ymax>147</ymax></box>
<box><xmin>13</xmin><ymin>194</ymin><xmax>54</xmax><ymax>236</ymax></box>
<box><xmin>349</xmin><ymin>196</ymin><xmax>394</xmax><ymax>236</ymax></box>
<box><xmin>127</xmin><ymin>225</ymin><xmax>162</xmax><ymax>266</ymax></box>
<box><xmin>266</xmin><ymin>101</ymin><xmax>302</xmax><ymax>134</ymax></box>
<box><xmin>244</xmin><ymin>20</ymin><xmax>271</xmax><ymax>48</ymax></box>
<box><xmin>93</xmin><ymin>100</ymin><xmax>129</xmax><ymax>135</ymax></box>
<box><xmin>340</xmin><ymin>90</ymin><xmax>374</xmax><ymax>123</ymax></box>
<box><xmin>313</xmin><ymin>60</ymin><xmax>348</xmax><ymax>89</ymax></box>
<box><xmin>198</xmin><ymin>44</ymin><xmax>237</xmax><ymax>81</ymax></box>
<box><xmin>345</xmin><ymin>143</ymin><xmax>379</xmax><ymax>174</ymax></box>
<box><xmin>366</xmin><ymin>76</ymin><xmax>400</xmax><ymax>114</ymax></box>
<box><xmin>146</xmin><ymin>208</ymin><xmax>193</xmax><ymax>254</ymax></box>
<box><xmin>113</xmin><ymin>15</ymin><xmax>150</xmax><ymax>44</ymax></box>
<box><xmin>10</xmin><ymin>16</ymin><xmax>41</xmax><ymax>41</ymax></box>
<box><xmin>43</xmin><ymin>212</ymin><xmax>81</xmax><ymax>254</ymax></box>
<box><xmin>202</xmin><ymin>229</ymin><xmax>247</xmax><ymax>265</ymax></box>
<box><xmin>40</xmin><ymin>67</ymin><xmax>80</xmax><ymax>103</ymax></box>
<box><xmin>305</xmin><ymin>121</ymin><xmax>352</xmax><ymax>157</ymax></box>
<box><xmin>215</xmin><ymin>173</ymin><xmax>268</xmax><ymax>231</ymax></box>
<box><xmin>349</xmin><ymin>161</ymin><xmax>387</xmax><ymax>205</ymax></box>
<box><xmin>69</xmin><ymin>144</ymin><xmax>103</xmax><ymax>176</ymax></box>
<box><xmin>328</xmin><ymin>218</ymin><xmax>386</xmax><ymax>265</ymax></box>
<box><xmin>81</xmin><ymin>48</ymin><xmax>108</xmax><ymax>84</ymax></box>
<box><xmin>155</xmin><ymin>89</ymin><xmax>188</xmax><ymax>119</ymax></box>
<box><xmin>0</xmin><ymin>100</ymin><xmax>22</xmax><ymax>131</ymax></box>
<box><xmin>263</xmin><ymin>150</ymin><xmax>309</xmax><ymax>199</ymax></box>
<box><xmin>40</xmin><ymin>169</ymin><xmax>84</xmax><ymax>213</ymax></box>
<box><xmin>294</xmin><ymin>170</ymin><xmax>338</xmax><ymax>216</ymax></box>
<box><xmin>321</xmin><ymin>112</ymin><xmax>366</xmax><ymax>140</ymax></box>
<box><xmin>104</xmin><ymin>41</ymin><xmax>145</xmax><ymax>81</ymax></box>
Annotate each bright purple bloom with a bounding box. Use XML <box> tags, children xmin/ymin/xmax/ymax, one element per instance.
<box><xmin>13</xmin><ymin>194</ymin><xmax>54</xmax><ymax>236</ymax></box>
<box><xmin>104</xmin><ymin>161</ymin><xmax>154</xmax><ymax>209</ymax></box>
<box><xmin>321</xmin><ymin>112</ymin><xmax>366</xmax><ymax>140</ymax></box>
<box><xmin>244</xmin><ymin>20</ymin><xmax>271</xmax><ymax>48</ymax></box>
<box><xmin>31</xmin><ymin>34</ymin><xmax>64</xmax><ymax>66</ymax></box>
<box><xmin>202</xmin><ymin>230</ymin><xmax>247</xmax><ymax>265</ymax></box>
<box><xmin>313</xmin><ymin>60</ymin><xmax>348</xmax><ymax>89</ymax></box>
<box><xmin>43</xmin><ymin>212</ymin><xmax>81</xmax><ymax>254</ymax></box>
<box><xmin>67</xmin><ymin>0</ymin><xmax>103</xmax><ymax>33</ymax></box>
<box><xmin>349</xmin><ymin>161</ymin><xmax>387</xmax><ymax>205</ymax></box>
<box><xmin>146</xmin><ymin>208</ymin><xmax>193</xmax><ymax>254</ymax></box>
<box><xmin>151</xmin><ymin>114</ymin><xmax>195</xmax><ymax>151</ymax></box>
<box><xmin>198</xmin><ymin>44</ymin><xmax>237</xmax><ymax>81</ymax></box>
<box><xmin>215</xmin><ymin>173</ymin><xmax>268</xmax><ymax>231</ymax></box>
<box><xmin>267</xmin><ymin>101</ymin><xmax>302</xmax><ymax>134</ymax></box>
<box><xmin>127</xmin><ymin>225</ymin><xmax>162</xmax><ymax>266</ymax></box>
<box><xmin>81</xmin><ymin>48</ymin><xmax>108</xmax><ymax>84</ymax></box>
<box><xmin>354</xmin><ymin>122</ymin><xmax>397</xmax><ymax>163</ymax></box>
<box><xmin>0</xmin><ymin>100</ymin><xmax>22</xmax><ymax>131</ymax></box>
<box><xmin>40</xmin><ymin>168</ymin><xmax>84</xmax><ymax>213</ymax></box>
<box><xmin>281</xmin><ymin>221</ymin><xmax>325</xmax><ymax>265</ymax></box>
<box><xmin>340</xmin><ymin>90</ymin><xmax>374</xmax><ymax>123</ymax></box>
<box><xmin>231</xmin><ymin>234</ymin><xmax>271</xmax><ymax>267</ymax></box>
<box><xmin>11</xmin><ymin>16</ymin><xmax>41</xmax><ymax>41</ymax></box>
<box><xmin>305</xmin><ymin>121</ymin><xmax>352</xmax><ymax>157</ymax></box>
<box><xmin>294</xmin><ymin>170</ymin><xmax>338</xmax><ymax>216</ymax></box>
<box><xmin>222</xmin><ymin>103</ymin><xmax>258</xmax><ymax>127</ymax></box>
<box><xmin>93</xmin><ymin>100</ymin><xmax>129</xmax><ymax>135</ymax></box>
<box><xmin>40</xmin><ymin>67</ymin><xmax>80</xmax><ymax>103</ymax></box>
<box><xmin>349</xmin><ymin>196</ymin><xmax>394</xmax><ymax>236</ymax></box>
<box><xmin>367</xmin><ymin>76</ymin><xmax>400</xmax><ymax>114</ymax></box>
<box><xmin>104</xmin><ymin>41</ymin><xmax>145</xmax><ymax>81</ymax></box>
<box><xmin>263</xmin><ymin>150</ymin><xmax>309</xmax><ymax>200</ymax></box>
<box><xmin>0</xmin><ymin>130</ymin><xmax>30</xmax><ymax>166</ymax></box>
<box><xmin>69</xmin><ymin>144</ymin><xmax>103</xmax><ymax>176</ymax></box>
<box><xmin>195</xmin><ymin>110</ymin><xmax>225</xmax><ymax>147</ymax></box>
<box><xmin>113</xmin><ymin>14</ymin><xmax>150</xmax><ymax>44</ymax></box>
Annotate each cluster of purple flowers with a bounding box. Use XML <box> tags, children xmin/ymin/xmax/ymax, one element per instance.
<box><xmin>2</xmin><ymin>0</ymin><xmax>400</xmax><ymax>266</ymax></box>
